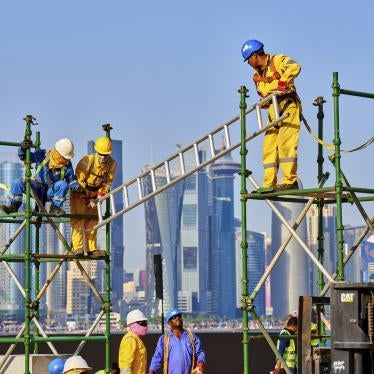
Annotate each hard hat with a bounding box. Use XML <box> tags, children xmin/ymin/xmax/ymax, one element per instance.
<box><xmin>63</xmin><ymin>356</ymin><xmax>91</xmax><ymax>373</ymax></box>
<box><xmin>290</xmin><ymin>310</ymin><xmax>298</xmax><ymax>318</ymax></box>
<box><xmin>48</xmin><ymin>358</ymin><xmax>65</xmax><ymax>374</ymax></box>
<box><xmin>127</xmin><ymin>309</ymin><xmax>147</xmax><ymax>326</ymax></box>
<box><xmin>55</xmin><ymin>138</ymin><xmax>75</xmax><ymax>160</ymax></box>
<box><xmin>94</xmin><ymin>136</ymin><xmax>112</xmax><ymax>155</ymax></box>
<box><xmin>241</xmin><ymin>39</ymin><xmax>264</xmax><ymax>61</ymax></box>
<box><xmin>166</xmin><ymin>308</ymin><xmax>182</xmax><ymax>322</ymax></box>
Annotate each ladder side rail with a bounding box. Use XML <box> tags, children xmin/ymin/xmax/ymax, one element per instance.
<box><xmin>94</xmin><ymin>112</ymin><xmax>289</xmax><ymax>229</ymax></box>
<box><xmin>193</xmin><ymin>143</ymin><xmax>200</xmax><ymax>167</ymax></box>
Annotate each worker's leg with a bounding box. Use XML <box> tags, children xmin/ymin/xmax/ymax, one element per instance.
<box><xmin>70</xmin><ymin>194</ymin><xmax>86</xmax><ymax>253</ymax></box>
<box><xmin>47</xmin><ymin>180</ymin><xmax>69</xmax><ymax>208</ymax></box>
<box><xmin>8</xmin><ymin>178</ymin><xmax>26</xmax><ymax>210</ymax></box>
<box><xmin>262</xmin><ymin>110</ymin><xmax>279</xmax><ymax>188</ymax></box>
<box><xmin>85</xmin><ymin>209</ymin><xmax>99</xmax><ymax>253</ymax></box>
<box><xmin>277</xmin><ymin>102</ymin><xmax>301</xmax><ymax>186</ymax></box>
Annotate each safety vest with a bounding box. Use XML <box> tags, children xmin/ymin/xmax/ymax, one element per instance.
<box><xmin>311</xmin><ymin>322</ymin><xmax>319</xmax><ymax>347</ymax></box>
<box><xmin>163</xmin><ymin>329</ymin><xmax>196</xmax><ymax>374</ymax></box>
<box><xmin>277</xmin><ymin>329</ymin><xmax>296</xmax><ymax>369</ymax></box>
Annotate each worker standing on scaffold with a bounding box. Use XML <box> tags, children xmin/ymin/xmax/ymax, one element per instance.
<box><xmin>241</xmin><ymin>39</ymin><xmax>302</xmax><ymax>192</ymax></box>
<box><xmin>70</xmin><ymin>135</ymin><xmax>116</xmax><ymax>257</ymax></box>
<box><xmin>0</xmin><ymin>138</ymin><xmax>80</xmax><ymax>216</ymax></box>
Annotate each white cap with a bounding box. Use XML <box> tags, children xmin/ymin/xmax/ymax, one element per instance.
<box><xmin>127</xmin><ymin>309</ymin><xmax>147</xmax><ymax>326</ymax></box>
<box><xmin>63</xmin><ymin>355</ymin><xmax>91</xmax><ymax>373</ymax></box>
<box><xmin>55</xmin><ymin>138</ymin><xmax>74</xmax><ymax>160</ymax></box>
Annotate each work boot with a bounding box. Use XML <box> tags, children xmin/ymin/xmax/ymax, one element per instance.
<box><xmin>87</xmin><ymin>249</ymin><xmax>106</xmax><ymax>257</ymax></box>
<box><xmin>275</xmin><ymin>181</ymin><xmax>299</xmax><ymax>191</ymax></box>
<box><xmin>0</xmin><ymin>202</ymin><xmax>20</xmax><ymax>214</ymax></box>
<box><xmin>49</xmin><ymin>204</ymin><xmax>65</xmax><ymax>216</ymax></box>
<box><xmin>72</xmin><ymin>248</ymin><xmax>84</xmax><ymax>256</ymax></box>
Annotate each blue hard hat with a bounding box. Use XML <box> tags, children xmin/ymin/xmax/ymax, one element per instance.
<box><xmin>48</xmin><ymin>358</ymin><xmax>65</xmax><ymax>374</ymax></box>
<box><xmin>166</xmin><ymin>308</ymin><xmax>182</xmax><ymax>322</ymax></box>
<box><xmin>241</xmin><ymin>39</ymin><xmax>264</xmax><ymax>61</ymax></box>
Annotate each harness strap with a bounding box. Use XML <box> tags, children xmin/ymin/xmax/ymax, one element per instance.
<box><xmin>85</xmin><ymin>154</ymin><xmax>110</xmax><ymax>190</ymax></box>
<box><xmin>253</xmin><ymin>55</ymin><xmax>281</xmax><ymax>84</ymax></box>
<box><xmin>33</xmin><ymin>151</ymin><xmax>65</xmax><ymax>181</ymax></box>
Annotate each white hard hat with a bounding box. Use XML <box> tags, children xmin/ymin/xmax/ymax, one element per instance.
<box><xmin>63</xmin><ymin>355</ymin><xmax>91</xmax><ymax>373</ymax></box>
<box><xmin>127</xmin><ymin>309</ymin><xmax>147</xmax><ymax>326</ymax></box>
<box><xmin>55</xmin><ymin>138</ymin><xmax>74</xmax><ymax>160</ymax></box>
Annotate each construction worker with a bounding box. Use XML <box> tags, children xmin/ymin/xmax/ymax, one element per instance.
<box><xmin>0</xmin><ymin>138</ymin><xmax>80</xmax><ymax>216</ymax></box>
<box><xmin>48</xmin><ymin>358</ymin><xmax>66</xmax><ymax>374</ymax></box>
<box><xmin>149</xmin><ymin>308</ymin><xmax>206</xmax><ymax>374</ymax></box>
<box><xmin>241</xmin><ymin>39</ymin><xmax>302</xmax><ymax>191</ymax></box>
<box><xmin>70</xmin><ymin>136</ymin><xmax>116</xmax><ymax>256</ymax></box>
<box><xmin>118</xmin><ymin>309</ymin><xmax>148</xmax><ymax>374</ymax></box>
<box><xmin>63</xmin><ymin>355</ymin><xmax>92</xmax><ymax>374</ymax></box>
<box><xmin>274</xmin><ymin>316</ymin><xmax>298</xmax><ymax>374</ymax></box>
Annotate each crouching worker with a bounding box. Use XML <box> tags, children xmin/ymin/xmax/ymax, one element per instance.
<box><xmin>71</xmin><ymin>136</ymin><xmax>116</xmax><ymax>257</ymax></box>
<box><xmin>0</xmin><ymin>138</ymin><xmax>79</xmax><ymax>216</ymax></box>
<box><xmin>119</xmin><ymin>309</ymin><xmax>148</xmax><ymax>374</ymax></box>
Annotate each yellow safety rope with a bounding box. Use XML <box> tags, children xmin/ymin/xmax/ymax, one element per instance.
<box><xmin>302</xmin><ymin>115</ymin><xmax>374</xmax><ymax>153</ymax></box>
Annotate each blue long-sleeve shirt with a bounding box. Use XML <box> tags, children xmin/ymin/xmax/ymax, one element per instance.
<box><xmin>18</xmin><ymin>148</ymin><xmax>77</xmax><ymax>188</ymax></box>
<box><xmin>149</xmin><ymin>330</ymin><xmax>206</xmax><ymax>374</ymax></box>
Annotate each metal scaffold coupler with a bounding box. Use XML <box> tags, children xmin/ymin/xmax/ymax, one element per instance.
<box><xmin>240</xmin><ymin>296</ymin><xmax>255</xmax><ymax>312</ymax></box>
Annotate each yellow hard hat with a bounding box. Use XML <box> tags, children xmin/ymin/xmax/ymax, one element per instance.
<box><xmin>94</xmin><ymin>136</ymin><xmax>112</xmax><ymax>155</ymax></box>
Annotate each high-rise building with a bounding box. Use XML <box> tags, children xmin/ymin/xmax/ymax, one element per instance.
<box><xmin>235</xmin><ymin>229</ymin><xmax>266</xmax><ymax>317</ymax></box>
<box><xmin>208</xmin><ymin>151</ymin><xmax>240</xmax><ymax>319</ymax></box>
<box><xmin>143</xmin><ymin>166</ymin><xmax>185</xmax><ymax>316</ymax></box>
<box><xmin>0</xmin><ymin>161</ymin><xmax>25</xmax><ymax>321</ymax></box>
<box><xmin>271</xmin><ymin>197</ymin><xmax>309</xmax><ymax>317</ymax></box>
<box><xmin>179</xmin><ymin>150</ymin><xmax>210</xmax><ymax>313</ymax></box>
<box><xmin>88</xmin><ymin>139</ymin><xmax>124</xmax><ymax>312</ymax></box>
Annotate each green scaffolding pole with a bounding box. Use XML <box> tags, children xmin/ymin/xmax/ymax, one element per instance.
<box><xmin>239</xmin><ymin>86</ymin><xmax>250</xmax><ymax>374</ymax></box>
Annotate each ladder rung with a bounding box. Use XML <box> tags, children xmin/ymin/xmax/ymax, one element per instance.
<box><xmin>193</xmin><ymin>143</ymin><xmax>200</xmax><ymax>166</ymax></box>
<box><xmin>136</xmin><ymin>178</ymin><xmax>143</xmax><ymax>199</ymax></box>
<box><xmin>150</xmin><ymin>169</ymin><xmax>157</xmax><ymax>192</ymax></box>
<box><xmin>123</xmin><ymin>186</ymin><xmax>129</xmax><ymax>208</ymax></box>
<box><xmin>272</xmin><ymin>94</ymin><xmax>280</xmax><ymax>119</ymax></box>
<box><xmin>164</xmin><ymin>161</ymin><xmax>171</xmax><ymax>183</ymax></box>
<box><xmin>179</xmin><ymin>153</ymin><xmax>185</xmax><ymax>175</ymax></box>
<box><xmin>208</xmin><ymin>134</ymin><xmax>215</xmax><ymax>158</ymax></box>
<box><xmin>110</xmin><ymin>194</ymin><xmax>116</xmax><ymax>214</ymax></box>
<box><xmin>256</xmin><ymin>105</ymin><xmax>263</xmax><ymax>129</ymax></box>
<box><xmin>224</xmin><ymin>125</ymin><xmax>231</xmax><ymax>148</ymax></box>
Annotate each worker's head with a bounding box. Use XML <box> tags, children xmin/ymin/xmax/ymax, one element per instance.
<box><xmin>110</xmin><ymin>362</ymin><xmax>120</xmax><ymax>374</ymax></box>
<box><xmin>287</xmin><ymin>316</ymin><xmax>298</xmax><ymax>333</ymax></box>
<box><xmin>63</xmin><ymin>355</ymin><xmax>92</xmax><ymax>374</ymax></box>
<box><xmin>126</xmin><ymin>309</ymin><xmax>148</xmax><ymax>336</ymax></box>
<box><xmin>94</xmin><ymin>136</ymin><xmax>112</xmax><ymax>164</ymax></box>
<box><xmin>48</xmin><ymin>358</ymin><xmax>65</xmax><ymax>374</ymax></box>
<box><xmin>241</xmin><ymin>39</ymin><xmax>265</xmax><ymax>69</ymax></box>
<box><xmin>55</xmin><ymin>138</ymin><xmax>75</xmax><ymax>160</ymax></box>
<box><xmin>166</xmin><ymin>308</ymin><xmax>183</xmax><ymax>329</ymax></box>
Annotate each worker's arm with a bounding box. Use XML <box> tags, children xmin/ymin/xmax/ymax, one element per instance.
<box><xmin>274</xmin><ymin>54</ymin><xmax>301</xmax><ymax>91</ymax></box>
<box><xmin>193</xmin><ymin>333</ymin><xmax>206</xmax><ymax>369</ymax></box>
<box><xmin>148</xmin><ymin>335</ymin><xmax>164</xmax><ymax>373</ymax></box>
<box><xmin>64</xmin><ymin>162</ymin><xmax>80</xmax><ymax>191</ymax></box>
<box><xmin>118</xmin><ymin>335</ymin><xmax>137</xmax><ymax>373</ymax></box>
<box><xmin>74</xmin><ymin>156</ymin><xmax>91</xmax><ymax>188</ymax></box>
<box><xmin>98</xmin><ymin>158</ymin><xmax>117</xmax><ymax>196</ymax></box>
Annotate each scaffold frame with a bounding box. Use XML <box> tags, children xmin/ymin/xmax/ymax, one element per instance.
<box><xmin>239</xmin><ymin>72</ymin><xmax>374</xmax><ymax>374</ymax></box>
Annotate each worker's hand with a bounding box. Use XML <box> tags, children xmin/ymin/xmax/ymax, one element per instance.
<box><xmin>277</xmin><ymin>80</ymin><xmax>287</xmax><ymax>92</ymax></box>
<box><xmin>70</xmin><ymin>181</ymin><xmax>83</xmax><ymax>193</ymax></box>
<box><xmin>88</xmin><ymin>198</ymin><xmax>98</xmax><ymax>209</ymax></box>
<box><xmin>273</xmin><ymin>367</ymin><xmax>283</xmax><ymax>374</ymax></box>
<box><xmin>21</xmin><ymin>139</ymin><xmax>33</xmax><ymax>150</ymax></box>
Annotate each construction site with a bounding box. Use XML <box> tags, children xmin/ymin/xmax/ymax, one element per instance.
<box><xmin>0</xmin><ymin>69</ymin><xmax>373</xmax><ymax>374</ymax></box>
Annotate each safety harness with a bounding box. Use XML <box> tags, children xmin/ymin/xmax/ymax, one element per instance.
<box><xmin>253</xmin><ymin>55</ymin><xmax>280</xmax><ymax>86</ymax></box>
<box><xmin>83</xmin><ymin>154</ymin><xmax>110</xmax><ymax>192</ymax></box>
<box><xmin>33</xmin><ymin>151</ymin><xmax>65</xmax><ymax>183</ymax></box>
<box><xmin>163</xmin><ymin>329</ymin><xmax>196</xmax><ymax>374</ymax></box>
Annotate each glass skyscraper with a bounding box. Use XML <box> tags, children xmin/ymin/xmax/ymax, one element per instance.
<box><xmin>0</xmin><ymin>161</ymin><xmax>25</xmax><ymax>321</ymax></box>
<box><xmin>208</xmin><ymin>151</ymin><xmax>240</xmax><ymax>319</ymax></box>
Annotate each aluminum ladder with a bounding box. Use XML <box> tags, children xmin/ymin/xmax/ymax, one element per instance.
<box><xmin>94</xmin><ymin>92</ymin><xmax>288</xmax><ymax>230</ymax></box>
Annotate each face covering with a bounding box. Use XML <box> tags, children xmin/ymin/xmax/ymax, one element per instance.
<box><xmin>129</xmin><ymin>322</ymin><xmax>148</xmax><ymax>336</ymax></box>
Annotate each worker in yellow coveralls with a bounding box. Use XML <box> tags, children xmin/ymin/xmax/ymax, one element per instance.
<box><xmin>242</xmin><ymin>39</ymin><xmax>302</xmax><ymax>191</ymax></box>
<box><xmin>71</xmin><ymin>136</ymin><xmax>117</xmax><ymax>256</ymax></box>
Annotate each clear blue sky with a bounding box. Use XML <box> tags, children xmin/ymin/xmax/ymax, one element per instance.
<box><xmin>1</xmin><ymin>1</ymin><xmax>373</xmax><ymax>270</ymax></box>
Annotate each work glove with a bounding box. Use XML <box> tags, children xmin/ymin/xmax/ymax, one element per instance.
<box><xmin>88</xmin><ymin>198</ymin><xmax>98</xmax><ymax>209</ymax></box>
<box><xmin>21</xmin><ymin>139</ymin><xmax>33</xmax><ymax>150</ymax></box>
<box><xmin>277</xmin><ymin>80</ymin><xmax>287</xmax><ymax>92</ymax></box>
<box><xmin>273</xmin><ymin>367</ymin><xmax>283</xmax><ymax>374</ymax></box>
<box><xmin>70</xmin><ymin>181</ymin><xmax>83</xmax><ymax>192</ymax></box>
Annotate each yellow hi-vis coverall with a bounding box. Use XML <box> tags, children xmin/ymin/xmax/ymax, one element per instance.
<box><xmin>71</xmin><ymin>153</ymin><xmax>116</xmax><ymax>253</ymax></box>
<box><xmin>119</xmin><ymin>330</ymin><xmax>147</xmax><ymax>374</ymax></box>
<box><xmin>253</xmin><ymin>54</ymin><xmax>301</xmax><ymax>188</ymax></box>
